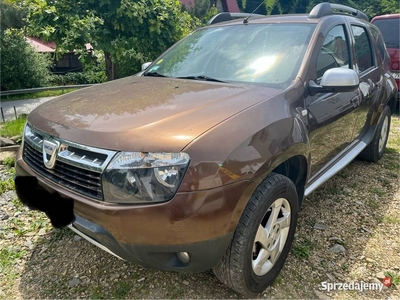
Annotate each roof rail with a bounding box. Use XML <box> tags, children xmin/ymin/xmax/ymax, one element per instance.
<box><xmin>206</xmin><ymin>12</ymin><xmax>264</xmax><ymax>25</ymax></box>
<box><xmin>309</xmin><ymin>2</ymin><xmax>369</xmax><ymax>21</ymax></box>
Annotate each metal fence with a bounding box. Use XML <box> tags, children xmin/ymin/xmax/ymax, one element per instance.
<box><xmin>0</xmin><ymin>84</ymin><xmax>94</xmax><ymax>97</ymax></box>
<box><xmin>0</xmin><ymin>84</ymin><xmax>95</xmax><ymax>122</ymax></box>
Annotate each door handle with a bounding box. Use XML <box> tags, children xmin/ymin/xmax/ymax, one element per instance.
<box><xmin>350</xmin><ymin>95</ymin><xmax>360</xmax><ymax>107</ymax></box>
<box><xmin>368</xmin><ymin>79</ymin><xmax>376</xmax><ymax>94</ymax></box>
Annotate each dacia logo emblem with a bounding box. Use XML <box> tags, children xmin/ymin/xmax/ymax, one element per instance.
<box><xmin>43</xmin><ymin>140</ymin><xmax>60</xmax><ymax>169</ymax></box>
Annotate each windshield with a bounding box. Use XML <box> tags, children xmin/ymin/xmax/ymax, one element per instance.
<box><xmin>145</xmin><ymin>23</ymin><xmax>315</xmax><ymax>87</ymax></box>
<box><xmin>372</xmin><ymin>18</ymin><xmax>400</xmax><ymax>48</ymax></box>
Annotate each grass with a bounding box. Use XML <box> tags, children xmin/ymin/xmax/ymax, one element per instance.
<box><xmin>1</xmin><ymin>157</ymin><xmax>15</xmax><ymax>168</ymax></box>
<box><xmin>0</xmin><ymin>176</ymin><xmax>15</xmax><ymax>194</ymax></box>
<box><xmin>90</xmin><ymin>286</ymin><xmax>107</xmax><ymax>299</ymax></box>
<box><xmin>11</xmin><ymin>197</ymin><xmax>23</xmax><ymax>210</ymax></box>
<box><xmin>0</xmin><ymin>89</ymin><xmax>76</xmax><ymax>102</ymax></box>
<box><xmin>341</xmin><ymin>262</ymin><xmax>348</xmax><ymax>271</ymax></box>
<box><xmin>370</xmin><ymin>187</ymin><xmax>385</xmax><ymax>197</ymax></box>
<box><xmin>384</xmin><ymin>271</ymin><xmax>400</xmax><ymax>286</ymax></box>
<box><xmin>380</xmin><ymin>215</ymin><xmax>400</xmax><ymax>225</ymax></box>
<box><xmin>291</xmin><ymin>239</ymin><xmax>315</xmax><ymax>259</ymax></box>
<box><xmin>366</xmin><ymin>198</ymin><xmax>379</xmax><ymax>209</ymax></box>
<box><xmin>9</xmin><ymin>218</ymin><xmax>29</xmax><ymax>237</ymax></box>
<box><xmin>48</xmin><ymin>227</ymin><xmax>74</xmax><ymax>244</ymax></box>
<box><xmin>111</xmin><ymin>281</ymin><xmax>132</xmax><ymax>299</ymax></box>
<box><xmin>0</xmin><ymin>115</ymin><xmax>26</xmax><ymax>137</ymax></box>
<box><xmin>0</xmin><ymin>246</ymin><xmax>26</xmax><ymax>279</ymax></box>
<box><xmin>272</xmin><ymin>276</ymin><xmax>283</xmax><ymax>286</ymax></box>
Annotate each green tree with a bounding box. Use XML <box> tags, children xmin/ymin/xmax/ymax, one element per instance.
<box><xmin>182</xmin><ymin>0</ymin><xmax>210</xmax><ymax>20</ymax></box>
<box><xmin>0</xmin><ymin>29</ymin><xmax>52</xmax><ymax>90</ymax></box>
<box><xmin>0</xmin><ymin>0</ymin><xmax>26</xmax><ymax>31</ymax></box>
<box><xmin>240</xmin><ymin>0</ymin><xmax>267</xmax><ymax>15</ymax></box>
<box><xmin>182</xmin><ymin>0</ymin><xmax>218</xmax><ymax>25</ymax></box>
<box><xmin>23</xmin><ymin>0</ymin><xmax>195</xmax><ymax>80</ymax></box>
<box><xmin>238</xmin><ymin>0</ymin><xmax>397</xmax><ymax>17</ymax></box>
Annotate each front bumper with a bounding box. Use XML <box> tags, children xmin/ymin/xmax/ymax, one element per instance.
<box><xmin>68</xmin><ymin>214</ymin><xmax>233</xmax><ymax>272</ymax></box>
<box><xmin>15</xmin><ymin>150</ymin><xmax>250</xmax><ymax>272</ymax></box>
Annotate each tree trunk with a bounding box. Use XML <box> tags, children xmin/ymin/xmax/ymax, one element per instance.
<box><xmin>105</xmin><ymin>51</ymin><xmax>118</xmax><ymax>81</ymax></box>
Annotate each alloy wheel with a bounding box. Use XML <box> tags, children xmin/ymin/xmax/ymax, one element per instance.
<box><xmin>252</xmin><ymin>197</ymin><xmax>291</xmax><ymax>276</ymax></box>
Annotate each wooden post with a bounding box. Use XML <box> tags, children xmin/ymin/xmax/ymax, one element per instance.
<box><xmin>1</xmin><ymin>107</ymin><xmax>4</xmax><ymax>123</ymax></box>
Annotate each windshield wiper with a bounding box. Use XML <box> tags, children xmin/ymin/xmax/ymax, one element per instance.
<box><xmin>177</xmin><ymin>75</ymin><xmax>226</xmax><ymax>82</ymax></box>
<box><xmin>143</xmin><ymin>71</ymin><xmax>166</xmax><ymax>77</ymax></box>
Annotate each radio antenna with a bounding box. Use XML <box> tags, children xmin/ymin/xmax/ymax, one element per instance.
<box><xmin>243</xmin><ymin>0</ymin><xmax>266</xmax><ymax>24</ymax></box>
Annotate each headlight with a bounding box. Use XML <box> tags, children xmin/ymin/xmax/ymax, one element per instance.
<box><xmin>102</xmin><ymin>152</ymin><xmax>190</xmax><ymax>204</ymax></box>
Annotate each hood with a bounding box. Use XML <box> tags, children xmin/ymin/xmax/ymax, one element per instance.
<box><xmin>28</xmin><ymin>76</ymin><xmax>280</xmax><ymax>152</ymax></box>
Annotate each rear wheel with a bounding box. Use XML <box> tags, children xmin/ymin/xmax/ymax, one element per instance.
<box><xmin>358</xmin><ymin>105</ymin><xmax>391</xmax><ymax>162</ymax></box>
<box><xmin>213</xmin><ymin>173</ymin><xmax>299</xmax><ymax>296</ymax></box>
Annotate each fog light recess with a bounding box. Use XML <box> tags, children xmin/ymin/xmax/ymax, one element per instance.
<box><xmin>177</xmin><ymin>251</ymin><xmax>190</xmax><ymax>264</ymax></box>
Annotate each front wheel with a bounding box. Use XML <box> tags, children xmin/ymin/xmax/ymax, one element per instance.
<box><xmin>213</xmin><ymin>173</ymin><xmax>299</xmax><ymax>296</ymax></box>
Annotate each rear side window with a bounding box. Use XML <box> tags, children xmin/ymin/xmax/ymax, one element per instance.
<box><xmin>351</xmin><ymin>25</ymin><xmax>374</xmax><ymax>73</ymax></box>
<box><xmin>370</xmin><ymin>26</ymin><xmax>388</xmax><ymax>62</ymax></box>
<box><xmin>372</xmin><ymin>18</ymin><xmax>400</xmax><ymax>48</ymax></box>
<box><xmin>316</xmin><ymin>25</ymin><xmax>350</xmax><ymax>79</ymax></box>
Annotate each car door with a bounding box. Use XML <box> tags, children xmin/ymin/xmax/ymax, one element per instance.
<box><xmin>305</xmin><ymin>24</ymin><xmax>360</xmax><ymax>179</ymax></box>
<box><xmin>348</xmin><ymin>23</ymin><xmax>382</xmax><ymax>140</ymax></box>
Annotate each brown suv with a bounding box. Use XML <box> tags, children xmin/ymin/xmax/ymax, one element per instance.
<box><xmin>15</xmin><ymin>3</ymin><xmax>398</xmax><ymax>296</ymax></box>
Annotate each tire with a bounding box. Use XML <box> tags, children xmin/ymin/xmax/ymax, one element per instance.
<box><xmin>213</xmin><ymin>173</ymin><xmax>299</xmax><ymax>296</ymax></box>
<box><xmin>358</xmin><ymin>105</ymin><xmax>391</xmax><ymax>162</ymax></box>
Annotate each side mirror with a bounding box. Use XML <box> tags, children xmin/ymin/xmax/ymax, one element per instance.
<box><xmin>309</xmin><ymin>68</ymin><xmax>359</xmax><ymax>96</ymax></box>
<box><xmin>141</xmin><ymin>62</ymin><xmax>152</xmax><ymax>71</ymax></box>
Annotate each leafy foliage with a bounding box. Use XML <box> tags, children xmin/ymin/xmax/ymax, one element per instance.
<box><xmin>182</xmin><ymin>0</ymin><xmax>212</xmax><ymax>23</ymax></box>
<box><xmin>0</xmin><ymin>29</ymin><xmax>52</xmax><ymax>90</ymax></box>
<box><xmin>23</xmin><ymin>0</ymin><xmax>196</xmax><ymax>80</ymax></box>
<box><xmin>239</xmin><ymin>0</ymin><xmax>399</xmax><ymax>18</ymax></box>
<box><xmin>0</xmin><ymin>0</ymin><xmax>26</xmax><ymax>30</ymax></box>
<box><xmin>49</xmin><ymin>69</ymin><xmax>106</xmax><ymax>85</ymax></box>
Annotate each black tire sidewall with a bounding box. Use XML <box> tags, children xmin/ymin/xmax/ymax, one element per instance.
<box><xmin>235</xmin><ymin>174</ymin><xmax>299</xmax><ymax>294</ymax></box>
<box><xmin>376</xmin><ymin>107</ymin><xmax>391</xmax><ymax>159</ymax></box>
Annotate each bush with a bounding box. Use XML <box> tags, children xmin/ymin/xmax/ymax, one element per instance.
<box><xmin>0</xmin><ymin>29</ymin><xmax>53</xmax><ymax>91</ymax></box>
<box><xmin>49</xmin><ymin>52</ymin><xmax>107</xmax><ymax>85</ymax></box>
<box><xmin>49</xmin><ymin>72</ymin><xmax>89</xmax><ymax>85</ymax></box>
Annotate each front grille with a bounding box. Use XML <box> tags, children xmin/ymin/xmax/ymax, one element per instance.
<box><xmin>22</xmin><ymin>125</ymin><xmax>116</xmax><ymax>200</ymax></box>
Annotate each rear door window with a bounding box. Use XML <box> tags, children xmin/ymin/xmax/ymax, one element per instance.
<box><xmin>370</xmin><ymin>26</ymin><xmax>388</xmax><ymax>62</ymax></box>
<box><xmin>351</xmin><ymin>25</ymin><xmax>374</xmax><ymax>73</ymax></box>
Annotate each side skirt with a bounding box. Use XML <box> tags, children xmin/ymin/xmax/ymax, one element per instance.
<box><xmin>304</xmin><ymin>140</ymin><xmax>367</xmax><ymax>197</ymax></box>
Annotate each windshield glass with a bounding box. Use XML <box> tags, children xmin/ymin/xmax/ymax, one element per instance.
<box><xmin>145</xmin><ymin>23</ymin><xmax>315</xmax><ymax>87</ymax></box>
<box><xmin>372</xmin><ymin>18</ymin><xmax>400</xmax><ymax>48</ymax></box>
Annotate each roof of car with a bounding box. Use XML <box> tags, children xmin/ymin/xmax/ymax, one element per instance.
<box><xmin>207</xmin><ymin>13</ymin><xmax>364</xmax><ymax>27</ymax></box>
<box><xmin>207</xmin><ymin>3</ymin><xmax>369</xmax><ymax>26</ymax></box>
<box><xmin>371</xmin><ymin>13</ymin><xmax>400</xmax><ymax>21</ymax></box>
<box><xmin>213</xmin><ymin>14</ymin><xmax>319</xmax><ymax>25</ymax></box>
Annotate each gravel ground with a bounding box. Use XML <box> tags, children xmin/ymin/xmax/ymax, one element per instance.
<box><xmin>0</xmin><ymin>115</ymin><xmax>399</xmax><ymax>299</ymax></box>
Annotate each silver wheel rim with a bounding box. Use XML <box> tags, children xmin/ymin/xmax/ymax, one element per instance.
<box><xmin>252</xmin><ymin>197</ymin><xmax>291</xmax><ymax>276</ymax></box>
<box><xmin>378</xmin><ymin>116</ymin><xmax>389</xmax><ymax>153</ymax></box>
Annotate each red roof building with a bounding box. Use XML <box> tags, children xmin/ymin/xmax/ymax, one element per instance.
<box><xmin>25</xmin><ymin>37</ymin><xmax>91</xmax><ymax>74</ymax></box>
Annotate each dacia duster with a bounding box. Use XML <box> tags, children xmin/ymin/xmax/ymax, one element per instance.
<box><xmin>15</xmin><ymin>2</ymin><xmax>398</xmax><ymax>295</ymax></box>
